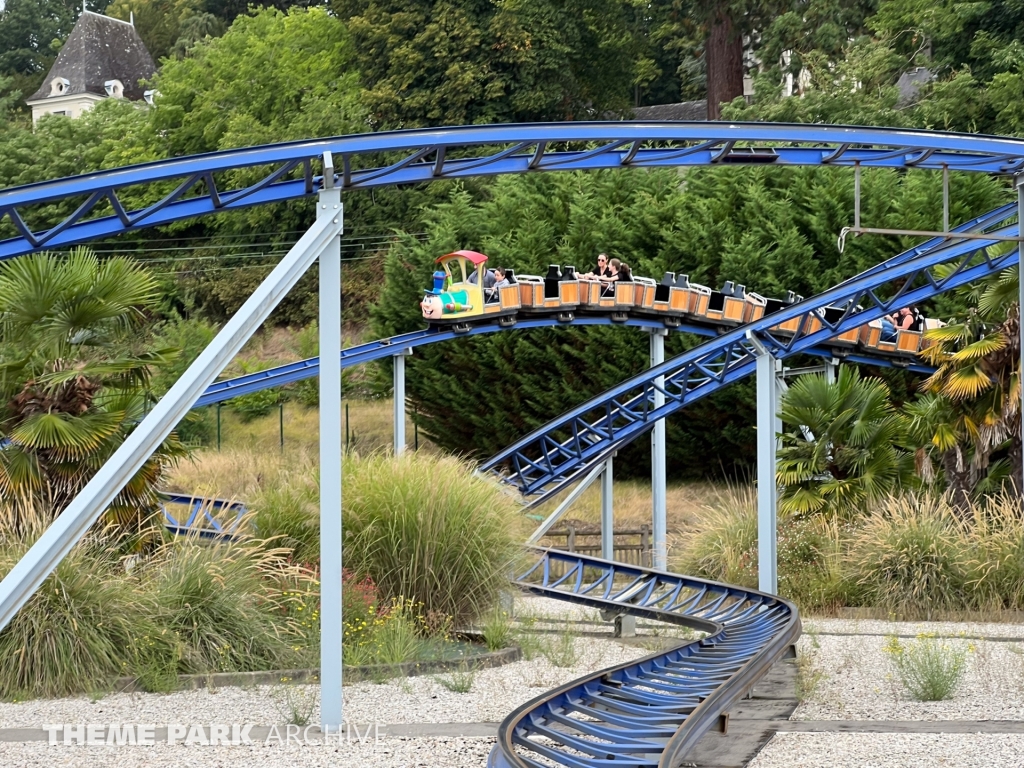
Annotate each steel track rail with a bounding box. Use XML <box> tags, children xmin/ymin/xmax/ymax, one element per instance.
<box><xmin>488</xmin><ymin>548</ymin><xmax>800</xmax><ymax>768</ymax></box>
<box><xmin>193</xmin><ymin>315</ymin><xmax>934</xmax><ymax>408</ymax></box>
<box><xmin>480</xmin><ymin>210</ymin><xmax>1021</xmax><ymax>499</ymax></box>
<box><xmin>3</xmin><ymin>123</ymin><xmax>1024</xmax><ymax>260</ymax></box>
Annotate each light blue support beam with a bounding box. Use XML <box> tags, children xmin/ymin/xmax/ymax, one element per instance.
<box><xmin>650</xmin><ymin>328</ymin><xmax>667</xmax><ymax>570</ymax></box>
<box><xmin>601</xmin><ymin>457</ymin><xmax>613</xmax><ymax>560</ymax></box>
<box><xmin>526</xmin><ymin>461</ymin><xmax>606</xmax><ymax>545</ymax></box>
<box><xmin>318</xmin><ymin>174</ymin><xmax>344</xmax><ymax>730</ymax></box>
<box><xmin>1018</xmin><ymin>175</ymin><xmax>1024</xmax><ymax>493</ymax></box>
<box><xmin>0</xmin><ymin>191</ymin><xmax>344</xmax><ymax>639</ymax></box>
<box><xmin>393</xmin><ymin>349</ymin><xmax>411</xmax><ymax>455</ymax></box>
<box><xmin>752</xmin><ymin>336</ymin><xmax>778</xmax><ymax>594</ymax></box>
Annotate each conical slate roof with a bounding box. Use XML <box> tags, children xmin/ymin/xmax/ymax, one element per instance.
<box><xmin>28</xmin><ymin>11</ymin><xmax>156</xmax><ymax>103</ymax></box>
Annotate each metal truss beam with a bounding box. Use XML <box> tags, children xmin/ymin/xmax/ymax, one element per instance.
<box><xmin>193</xmin><ymin>315</ymin><xmax>934</xmax><ymax>409</ymax></box>
<box><xmin>3</xmin><ymin>123</ymin><xmax>1024</xmax><ymax>260</ymax></box>
<box><xmin>481</xmin><ymin>213</ymin><xmax>1020</xmax><ymax>498</ymax></box>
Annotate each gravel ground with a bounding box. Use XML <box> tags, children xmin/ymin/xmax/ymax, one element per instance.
<box><xmin>794</xmin><ymin>618</ymin><xmax>1024</xmax><ymax>721</ymax></box>
<box><xmin>7</xmin><ymin>602</ymin><xmax>1024</xmax><ymax>767</ymax></box>
<box><xmin>749</xmin><ymin>617</ymin><xmax>1024</xmax><ymax>768</ymax></box>
<box><xmin>0</xmin><ymin>737</ymin><xmax>495</xmax><ymax>768</ymax></box>
<box><xmin>0</xmin><ymin>634</ymin><xmax>652</xmax><ymax>729</ymax></box>
<box><xmin>748</xmin><ymin>734</ymin><xmax>1024</xmax><ymax>768</ymax></box>
<box><xmin>0</xmin><ymin>596</ymin><xmax>671</xmax><ymax>767</ymax></box>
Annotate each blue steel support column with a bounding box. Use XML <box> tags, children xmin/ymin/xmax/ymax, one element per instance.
<box><xmin>756</xmin><ymin>346</ymin><xmax>778</xmax><ymax>594</ymax></box>
<box><xmin>319</xmin><ymin>170</ymin><xmax>344</xmax><ymax>730</ymax></box>
<box><xmin>601</xmin><ymin>458</ymin><xmax>613</xmax><ymax>560</ymax></box>
<box><xmin>650</xmin><ymin>328</ymin><xmax>668</xmax><ymax>570</ymax></box>
<box><xmin>393</xmin><ymin>350</ymin><xmax>410</xmax><ymax>455</ymax></box>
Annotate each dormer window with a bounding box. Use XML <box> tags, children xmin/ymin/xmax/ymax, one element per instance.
<box><xmin>49</xmin><ymin>77</ymin><xmax>70</xmax><ymax>96</ymax></box>
<box><xmin>104</xmin><ymin>79</ymin><xmax>124</xmax><ymax>98</ymax></box>
<box><xmin>143</xmin><ymin>89</ymin><xmax>158</xmax><ymax>106</ymax></box>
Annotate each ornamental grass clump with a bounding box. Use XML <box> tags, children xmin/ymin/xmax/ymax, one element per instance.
<box><xmin>139</xmin><ymin>539</ymin><xmax>302</xmax><ymax>674</ymax></box>
<box><xmin>845</xmin><ymin>494</ymin><xmax>968</xmax><ymax>618</ymax></box>
<box><xmin>342</xmin><ymin>452</ymin><xmax>520</xmax><ymax>628</ymax></box>
<box><xmin>0</xmin><ymin>541</ymin><xmax>152</xmax><ymax>699</ymax></box>
<box><xmin>677</xmin><ymin>482</ymin><xmax>758</xmax><ymax>589</ymax></box>
<box><xmin>884</xmin><ymin>633</ymin><xmax>971</xmax><ymax>701</ymax></box>
<box><xmin>961</xmin><ymin>491</ymin><xmax>1024</xmax><ymax>612</ymax></box>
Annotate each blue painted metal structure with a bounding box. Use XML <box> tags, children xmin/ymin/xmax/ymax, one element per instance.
<box><xmin>193</xmin><ymin>315</ymin><xmax>934</xmax><ymax>409</ymax></box>
<box><xmin>489</xmin><ymin>549</ymin><xmax>799</xmax><ymax>768</ymax></box>
<box><xmin>1</xmin><ymin>122</ymin><xmax>1022</xmax><ymax>767</ymax></box>
<box><xmin>4</xmin><ymin>122</ymin><xmax>1024</xmax><ymax>260</ymax></box>
<box><xmin>159</xmin><ymin>493</ymin><xmax>247</xmax><ymax>539</ymax></box>
<box><xmin>480</xmin><ymin>207</ymin><xmax>1019</xmax><ymax>501</ymax></box>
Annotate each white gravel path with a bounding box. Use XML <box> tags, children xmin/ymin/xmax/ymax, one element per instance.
<box><xmin>0</xmin><ymin>737</ymin><xmax>496</xmax><ymax>767</ymax></box>
<box><xmin>748</xmin><ymin>734</ymin><xmax>1024</xmax><ymax>768</ymax></box>
<box><xmin>749</xmin><ymin>617</ymin><xmax>1024</xmax><ymax>768</ymax></box>
<box><xmin>794</xmin><ymin>618</ymin><xmax>1024</xmax><ymax>721</ymax></box>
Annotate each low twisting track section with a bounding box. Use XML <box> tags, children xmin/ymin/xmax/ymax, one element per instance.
<box><xmin>489</xmin><ymin>549</ymin><xmax>799</xmax><ymax>768</ymax></box>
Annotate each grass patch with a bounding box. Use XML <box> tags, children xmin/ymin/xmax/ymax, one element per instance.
<box><xmin>480</xmin><ymin>604</ymin><xmax>515</xmax><ymax>651</ymax></box>
<box><xmin>846</xmin><ymin>494</ymin><xmax>968</xmax><ymax>618</ymax></box>
<box><xmin>676</xmin><ymin>482</ymin><xmax>758</xmax><ymax>589</ymax></box>
<box><xmin>343</xmin><ymin>452</ymin><xmax>521</xmax><ymax>628</ymax></box>
<box><xmin>541</xmin><ymin>622</ymin><xmax>581</xmax><ymax>668</ymax></box>
<box><xmin>0</xmin><ymin>543</ymin><xmax>149</xmax><ymax>699</ymax></box>
<box><xmin>436</xmin><ymin>662</ymin><xmax>475</xmax><ymax>693</ymax></box>
<box><xmin>139</xmin><ymin>539</ymin><xmax>303</xmax><ymax>675</ymax></box>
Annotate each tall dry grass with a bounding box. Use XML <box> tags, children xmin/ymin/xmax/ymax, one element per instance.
<box><xmin>187</xmin><ymin>397</ymin><xmax>430</xmax><ymax>461</ymax></box>
<box><xmin>343</xmin><ymin>452</ymin><xmax>522</xmax><ymax>627</ymax></box>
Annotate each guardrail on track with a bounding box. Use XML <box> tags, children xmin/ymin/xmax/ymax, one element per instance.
<box><xmin>489</xmin><ymin>547</ymin><xmax>800</xmax><ymax>768</ymax></box>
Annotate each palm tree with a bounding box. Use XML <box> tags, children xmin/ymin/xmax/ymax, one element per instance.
<box><xmin>0</xmin><ymin>248</ymin><xmax>186</xmax><ymax>540</ymax></box>
<box><xmin>909</xmin><ymin>263</ymin><xmax>1021</xmax><ymax>512</ymax></box>
<box><xmin>776</xmin><ymin>367</ymin><xmax>914</xmax><ymax>518</ymax></box>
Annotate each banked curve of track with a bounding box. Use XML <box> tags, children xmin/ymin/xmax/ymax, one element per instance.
<box><xmin>488</xmin><ymin>548</ymin><xmax>799</xmax><ymax>768</ymax></box>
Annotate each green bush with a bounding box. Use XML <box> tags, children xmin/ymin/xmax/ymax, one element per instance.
<box><xmin>152</xmin><ymin>314</ymin><xmax>219</xmax><ymax>445</ymax></box>
<box><xmin>228</xmin><ymin>360</ymin><xmax>283</xmax><ymax>421</ymax></box>
<box><xmin>846</xmin><ymin>494</ymin><xmax>968</xmax><ymax>617</ymax></box>
<box><xmin>342</xmin><ymin>452</ymin><xmax>520</xmax><ymax>628</ymax></box>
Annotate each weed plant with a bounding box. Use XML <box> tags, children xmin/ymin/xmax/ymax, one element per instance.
<box><xmin>436</xmin><ymin>663</ymin><xmax>475</xmax><ymax>693</ymax></box>
<box><xmin>480</xmin><ymin>605</ymin><xmax>515</xmax><ymax>651</ymax></box>
<box><xmin>542</xmin><ymin>622</ymin><xmax>581</xmax><ymax>668</ymax></box>
<box><xmin>271</xmin><ymin>677</ymin><xmax>319</xmax><ymax>726</ymax></box>
<box><xmin>884</xmin><ymin>633</ymin><xmax>971</xmax><ymax>701</ymax></box>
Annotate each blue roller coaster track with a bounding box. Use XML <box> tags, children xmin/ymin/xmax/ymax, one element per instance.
<box><xmin>493</xmin><ymin>549</ymin><xmax>799</xmax><ymax>768</ymax></box>
<box><xmin>2</xmin><ymin>123</ymin><xmax>1023</xmax><ymax>768</ymax></box>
